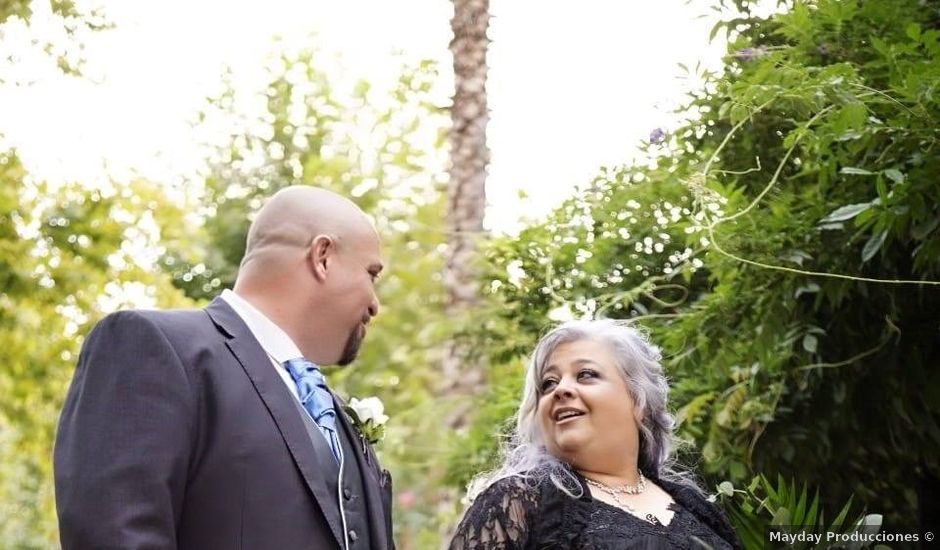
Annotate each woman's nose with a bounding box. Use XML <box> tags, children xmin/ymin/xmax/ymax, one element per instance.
<box><xmin>553</xmin><ymin>377</ymin><xmax>576</xmax><ymax>399</ymax></box>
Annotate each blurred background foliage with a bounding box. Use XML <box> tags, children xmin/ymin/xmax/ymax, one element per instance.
<box><xmin>1</xmin><ymin>0</ymin><xmax>938</xmax><ymax>548</ymax></box>
<box><xmin>0</xmin><ymin>0</ymin><xmax>109</xmax><ymax>79</ymax></box>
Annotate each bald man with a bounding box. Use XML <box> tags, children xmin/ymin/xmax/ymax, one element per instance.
<box><xmin>54</xmin><ymin>186</ymin><xmax>394</xmax><ymax>550</ymax></box>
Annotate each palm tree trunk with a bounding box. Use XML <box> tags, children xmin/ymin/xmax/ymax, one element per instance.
<box><xmin>443</xmin><ymin>0</ymin><xmax>489</xmax><ymax>418</ymax></box>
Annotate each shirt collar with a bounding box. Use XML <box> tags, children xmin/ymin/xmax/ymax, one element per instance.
<box><xmin>220</xmin><ymin>289</ymin><xmax>303</xmax><ymax>364</ymax></box>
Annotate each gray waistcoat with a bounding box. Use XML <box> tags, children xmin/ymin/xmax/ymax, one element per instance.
<box><xmin>292</xmin><ymin>398</ymin><xmax>373</xmax><ymax>550</ymax></box>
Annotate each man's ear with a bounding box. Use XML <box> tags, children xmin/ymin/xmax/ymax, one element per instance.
<box><xmin>308</xmin><ymin>234</ymin><xmax>335</xmax><ymax>281</ymax></box>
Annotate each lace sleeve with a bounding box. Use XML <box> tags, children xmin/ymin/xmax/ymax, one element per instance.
<box><xmin>448</xmin><ymin>476</ymin><xmax>540</xmax><ymax>550</ymax></box>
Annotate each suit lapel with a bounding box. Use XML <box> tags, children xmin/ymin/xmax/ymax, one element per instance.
<box><xmin>334</xmin><ymin>396</ymin><xmax>391</xmax><ymax>550</ymax></box>
<box><xmin>290</xmin><ymin>395</ymin><xmax>342</xmax><ymax>480</ymax></box>
<box><xmin>205</xmin><ymin>298</ymin><xmax>346</xmax><ymax>549</ymax></box>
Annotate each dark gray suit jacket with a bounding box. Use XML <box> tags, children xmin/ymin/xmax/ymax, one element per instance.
<box><xmin>54</xmin><ymin>298</ymin><xmax>394</xmax><ymax>550</ymax></box>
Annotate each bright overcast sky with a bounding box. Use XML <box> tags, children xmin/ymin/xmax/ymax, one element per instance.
<box><xmin>0</xmin><ymin>0</ymin><xmax>755</xmax><ymax>233</ymax></box>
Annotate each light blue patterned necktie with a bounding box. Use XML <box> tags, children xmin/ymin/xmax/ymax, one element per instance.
<box><xmin>284</xmin><ymin>358</ymin><xmax>343</xmax><ymax>465</ymax></box>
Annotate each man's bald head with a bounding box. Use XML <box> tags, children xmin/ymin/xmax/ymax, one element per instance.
<box><xmin>233</xmin><ymin>185</ymin><xmax>383</xmax><ymax>366</ymax></box>
<box><xmin>242</xmin><ymin>185</ymin><xmax>375</xmax><ymax>266</ymax></box>
<box><xmin>241</xmin><ymin>186</ymin><xmax>377</xmax><ymax>272</ymax></box>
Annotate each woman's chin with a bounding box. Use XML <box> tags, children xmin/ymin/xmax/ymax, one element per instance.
<box><xmin>550</xmin><ymin>433</ymin><xmax>590</xmax><ymax>459</ymax></box>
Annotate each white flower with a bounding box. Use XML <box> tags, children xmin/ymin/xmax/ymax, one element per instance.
<box><xmin>548</xmin><ymin>303</ymin><xmax>574</xmax><ymax>322</ymax></box>
<box><xmin>348</xmin><ymin>397</ymin><xmax>389</xmax><ymax>426</ymax></box>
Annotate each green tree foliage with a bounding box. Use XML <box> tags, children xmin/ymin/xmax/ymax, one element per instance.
<box><xmin>160</xmin><ymin>46</ymin><xmax>458</xmax><ymax>547</ymax></box>
<box><xmin>0</xmin><ymin>151</ymin><xmax>192</xmax><ymax>546</ymax></box>
<box><xmin>0</xmin><ymin>0</ymin><xmax>109</xmax><ymax>79</ymax></box>
<box><xmin>454</xmin><ymin>0</ymin><xmax>940</xmax><ymax>531</ymax></box>
<box><xmin>1</xmin><ymin>0</ymin><xmax>81</xmax><ymax>22</ymax></box>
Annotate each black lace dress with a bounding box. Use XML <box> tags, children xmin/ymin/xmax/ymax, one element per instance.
<box><xmin>449</xmin><ymin>469</ymin><xmax>742</xmax><ymax>550</ymax></box>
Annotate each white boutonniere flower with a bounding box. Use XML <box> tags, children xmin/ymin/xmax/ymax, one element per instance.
<box><xmin>343</xmin><ymin>396</ymin><xmax>389</xmax><ymax>445</ymax></box>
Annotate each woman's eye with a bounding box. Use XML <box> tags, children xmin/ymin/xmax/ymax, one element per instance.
<box><xmin>540</xmin><ymin>378</ymin><xmax>558</xmax><ymax>392</ymax></box>
<box><xmin>577</xmin><ymin>369</ymin><xmax>598</xmax><ymax>380</ymax></box>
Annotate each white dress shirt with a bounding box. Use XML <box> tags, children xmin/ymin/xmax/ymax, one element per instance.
<box><xmin>220</xmin><ymin>289</ymin><xmax>304</xmax><ymax>400</ymax></box>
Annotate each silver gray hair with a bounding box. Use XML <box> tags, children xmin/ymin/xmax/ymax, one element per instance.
<box><xmin>468</xmin><ymin>318</ymin><xmax>697</xmax><ymax>500</ymax></box>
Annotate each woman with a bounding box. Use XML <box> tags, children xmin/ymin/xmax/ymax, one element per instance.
<box><xmin>449</xmin><ymin>319</ymin><xmax>741</xmax><ymax>549</ymax></box>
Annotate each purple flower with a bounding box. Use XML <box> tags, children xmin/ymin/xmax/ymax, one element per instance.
<box><xmin>649</xmin><ymin>128</ymin><xmax>667</xmax><ymax>144</ymax></box>
<box><xmin>734</xmin><ymin>46</ymin><xmax>766</xmax><ymax>62</ymax></box>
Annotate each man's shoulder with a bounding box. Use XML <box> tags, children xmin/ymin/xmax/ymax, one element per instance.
<box><xmin>101</xmin><ymin>306</ymin><xmax>208</xmax><ymax>326</ymax></box>
<box><xmin>95</xmin><ymin>306</ymin><xmax>216</xmax><ymax>342</ymax></box>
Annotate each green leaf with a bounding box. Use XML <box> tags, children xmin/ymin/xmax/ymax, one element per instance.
<box><xmin>793</xmin><ymin>483</ymin><xmax>808</xmax><ymax>524</ymax></box>
<box><xmin>820</xmin><ymin>203</ymin><xmax>872</xmax><ymax>223</ymax></box>
<box><xmin>840</xmin><ymin>167</ymin><xmax>875</xmax><ymax>176</ymax></box>
<box><xmin>675</xmin><ymin>391</ymin><xmax>715</xmax><ymax>426</ymax></box>
<box><xmin>828</xmin><ymin>495</ymin><xmax>854</xmax><ymax>530</ymax></box>
<box><xmin>729</xmin><ymin>104</ymin><xmax>749</xmax><ymax>124</ymax></box>
<box><xmin>836</xmin><ymin>102</ymin><xmax>867</xmax><ymax>131</ymax></box>
<box><xmin>856</xmin><ymin>205</ymin><xmax>878</xmax><ymax>225</ymax></box>
<box><xmin>709</xmin><ymin>21</ymin><xmax>723</xmax><ymax>42</ymax></box>
<box><xmin>806</xmin><ymin>490</ymin><xmax>820</xmax><ymax>527</ymax></box>
<box><xmin>883</xmin><ymin>169</ymin><xmax>904</xmax><ymax>184</ymax></box>
<box><xmin>772</xmin><ymin>506</ymin><xmax>792</xmax><ymax>526</ymax></box>
<box><xmin>861</xmin><ymin>230</ymin><xmax>888</xmax><ymax>263</ymax></box>
<box><xmin>794</xmin><ymin>282</ymin><xmax>821</xmax><ymax>298</ymax></box>
<box><xmin>871</xmin><ymin>35</ymin><xmax>891</xmax><ymax>58</ymax></box>
<box><xmin>802</xmin><ymin>334</ymin><xmax>818</xmax><ymax>353</ymax></box>
<box><xmin>876</xmin><ymin>175</ymin><xmax>888</xmax><ymax>201</ymax></box>
<box><xmin>783</xmin><ymin>250</ymin><xmax>813</xmax><ymax>266</ymax></box>
<box><xmin>906</xmin><ymin>23</ymin><xmax>922</xmax><ymax>41</ymax></box>
<box><xmin>748</xmin><ymin>476</ymin><xmax>761</xmax><ymax>493</ymax></box>
<box><xmin>912</xmin><ymin>217</ymin><xmax>940</xmax><ymax>240</ymax></box>
<box><xmin>718</xmin><ymin>481</ymin><xmax>735</xmax><ymax>497</ymax></box>
<box><xmin>718</xmin><ymin>101</ymin><xmax>733</xmax><ymax>119</ymax></box>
